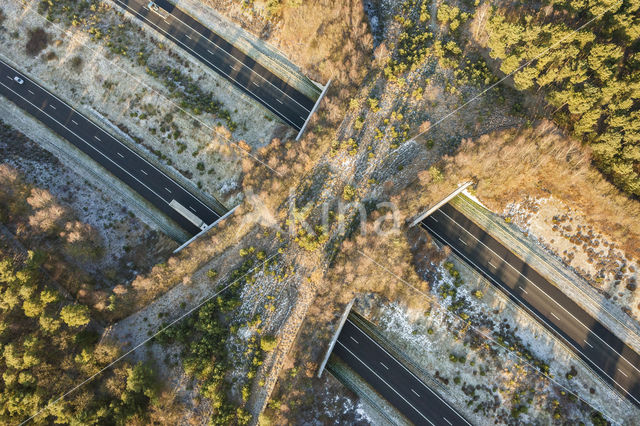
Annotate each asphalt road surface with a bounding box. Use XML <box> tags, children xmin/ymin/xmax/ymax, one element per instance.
<box><xmin>111</xmin><ymin>0</ymin><xmax>316</xmax><ymax>130</ymax></box>
<box><xmin>333</xmin><ymin>318</ymin><xmax>471</xmax><ymax>426</ymax></box>
<box><xmin>0</xmin><ymin>59</ymin><xmax>220</xmax><ymax>235</ymax></box>
<box><xmin>422</xmin><ymin>202</ymin><xmax>640</xmax><ymax>407</ymax></box>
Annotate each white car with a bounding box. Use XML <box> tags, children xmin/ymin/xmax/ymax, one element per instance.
<box><xmin>13</xmin><ymin>76</ymin><xmax>24</xmax><ymax>85</ymax></box>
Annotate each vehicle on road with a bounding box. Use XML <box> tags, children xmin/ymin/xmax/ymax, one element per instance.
<box><xmin>147</xmin><ymin>1</ymin><xmax>168</xmax><ymax>19</ymax></box>
<box><xmin>13</xmin><ymin>76</ymin><xmax>23</xmax><ymax>84</ymax></box>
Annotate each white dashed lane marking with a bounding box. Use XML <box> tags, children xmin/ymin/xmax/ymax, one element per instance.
<box><xmin>140</xmin><ymin>169</ymin><xmax>148</xmax><ymax>175</ymax></box>
<box><xmin>349</xmin><ymin>336</ymin><xmax>359</xmax><ymax>344</ymax></box>
<box><xmin>165</xmin><ymin>187</ymin><xmax>172</xmax><ymax>193</ymax></box>
<box><xmin>584</xmin><ymin>340</ymin><xmax>593</xmax><ymax>348</ymax></box>
<box><xmin>94</xmin><ymin>135</ymin><xmax>101</xmax><ymax>141</ymax></box>
<box><xmin>619</xmin><ymin>369</ymin><xmax>629</xmax><ymax>378</ymax></box>
<box><xmin>411</xmin><ymin>389</ymin><xmax>421</xmax><ymax>397</ymax></box>
<box><xmin>71</xmin><ymin>120</ymin><xmax>78</xmax><ymax>125</ymax></box>
<box><xmin>550</xmin><ymin>312</ymin><xmax>560</xmax><ymax>320</ymax></box>
<box><xmin>443</xmin><ymin>417</ymin><xmax>452</xmax><ymax>425</ymax></box>
<box><xmin>49</xmin><ymin>104</ymin><xmax>56</xmax><ymax>110</ymax></box>
<box><xmin>458</xmin><ymin>237</ymin><xmax>468</xmax><ymax>246</ymax></box>
<box><xmin>379</xmin><ymin>362</ymin><xmax>389</xmax><ymax>370</ymax></box>
<box><xmin>28</xmin><ymin>89</ymin><xmax>34</xmax><ymax>95</ymax></box>
<box><xmin>117</xmin><ymin>152</ymin><xmax>124</xmax><ymax>158</ymax></box>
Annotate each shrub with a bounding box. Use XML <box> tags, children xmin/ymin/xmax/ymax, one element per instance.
<box><xmin>260</xmin><ymin>335</ymin><xmax>277</xmax><ymax>352</ymax></box>
<box><xmin>26</xmin><ymin>27</ymin><xmax>49</xmax><ymax>56</ymax></box>
<box><xmin>342</xmin><ymin>184</ymin><xmax>357</xmax><ymax>201</ymax></box>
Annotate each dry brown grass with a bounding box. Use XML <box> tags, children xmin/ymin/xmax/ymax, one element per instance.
<box><xmin>397</xmin><ymin>120</ymin><xmax>640</xmax><ymax>258</ymax></box>
<box><xmin>273</xmin><ymin>0</ymin><xmax>373</xmax><ymax>84</ymax></box>
<box><xmin>237</xmin><ymin>0</ymin><xmax>374</xmax><ymax>214</ymax></box>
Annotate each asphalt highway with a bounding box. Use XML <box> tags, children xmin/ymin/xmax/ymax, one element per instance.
<box><xmin>422</xmin><ymin>203</ymin><xmax>640</xmax><ymax>407</ymax></box>
<box><xmin>111</xmin><ymin>0</ymin><xmax>316</xmax><ymax>130</ymax></box>
<box><xmin>0</xmin><ymin>59</ymin><xmax>219</xmax><ymax>235</ymax></box>
<box><xmin>333</xmin><ymin>318</ymin><xmax>471</xmax><ymax>426</ymax></box>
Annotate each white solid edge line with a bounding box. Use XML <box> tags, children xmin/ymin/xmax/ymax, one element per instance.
<box><xmin>0</xmin><ymin>82</ymin><xmax>172</xmax><ymax>209</ymax></box>
<box><xmin>335</xmin><ymin>340</ymin><xmax>435</xmax><ymax>426</ymax></box>
<box><xmin>113</xmin><ymin>1</ymin><xmax>305</xmax><ymax>128</ymax></box>
<box><xmin>431</xmin><ymin>208</ymin><xmax>640</xmax><ymax>376</ymax></box>
<box><xmin>422</xmin><ymin>220</ymin><xmax>640</xmax><ymax>406</ymax></box>
<box><xmin>0</xmin><ymin>60</ymin><xmax>217</xmax><ymax>217</ymax></box>
<box><xmin>343</xmin><ymin>319</ymin><xmax>471</xmax><ymax>424</ymax></box>
<box><xmin>151</xmin><ymin>3</ymin><xmax>314</xmax><ymax>113</ymax></box>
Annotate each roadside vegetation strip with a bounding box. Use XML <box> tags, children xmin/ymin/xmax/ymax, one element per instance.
<box><xmin>0</xmin><ymin>62</ymin><xmax>219</xmax><ymax>236</ymax></box>
<box><xmin>0</xmin><ymin>74</ymin><xmax>191</xmax><ymax>242</ymax></box>
<box><xmin>424</xmin><ymin>209</ymin><xmax>640</xmax><ymax>407</ymax></box>
<box><xmin>355</xmin><ymin>249</ymin><xmax>614</xmax><ymax>424</ymax></box>
<box><xmin>444</xmin><ymin>249</ymin><xmax>631</xmax><ymax>416</ymax></box>
<box><xmin>450</xmin><ymin>193</ymin><xmax>640</xmax><ymax>354</ymax></box>
<box><xmin>112</xmin><ymin>0</ymin><xmax>304</xmax><ymax>130</ymax></box>
<box><xmin>19</xmin><ymin>250</ymin><xmax>282</xmax><ymax>425</ymax></box>
<box><xmin>27</xmin><ymin>1</ymin><xmax>284</xmax><ymax>177</ymax></box>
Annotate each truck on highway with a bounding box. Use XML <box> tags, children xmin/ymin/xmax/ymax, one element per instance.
<box><xmin>147</xmin><ymin>1</ymin><xmax>169</xmax><ymax>19</ymax></box>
